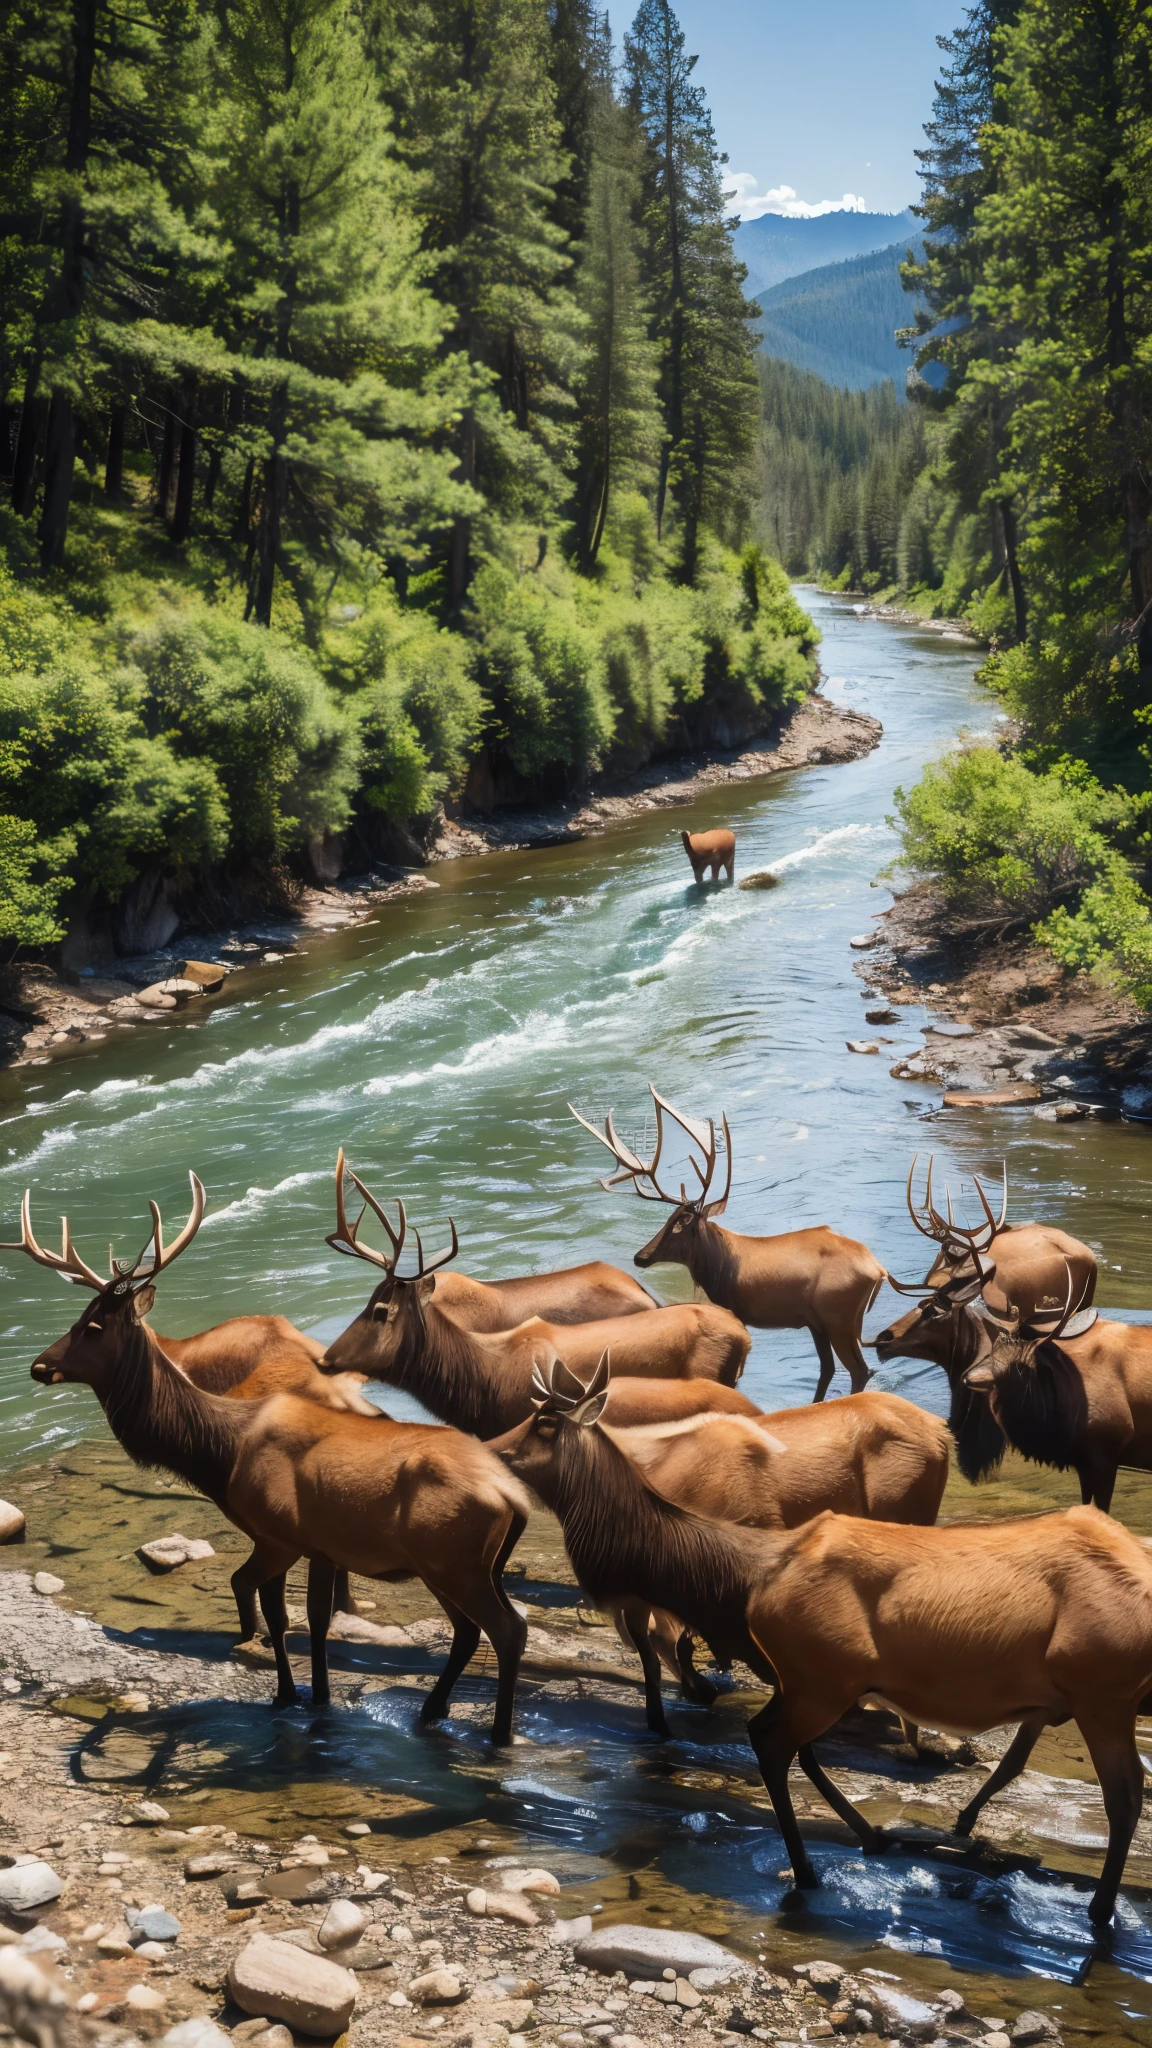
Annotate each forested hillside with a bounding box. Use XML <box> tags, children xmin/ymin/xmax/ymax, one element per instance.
<box><xmin>755</xmin><ymin>241</ymin><xmax>924</xmax><ymax>392</ymax></box>
<box><xmin>733</xmin><ymin>207</ymin><xmax>918</xmax><ymax>300</ymax></box>
<box><xmin>0</xmin><ymin>0</ymin><xmax>808</xmax><ymax>954</ymax></box>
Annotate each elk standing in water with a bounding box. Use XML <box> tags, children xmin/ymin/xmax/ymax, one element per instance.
<box><xmin>572</xmin><ymin>1088</ymin><xmax>884</xmax><ymax>1398</ymax></box>
<box><xmin>872</xmin><ymin>1271</ymin><xmax>1009</xmax><ymax>1485</ymax></box>
<box><xmin>20</xmin><ymin>1178</ymin><xmax>530</xmax><ymax>1736</ymax></box>
<box><xmin>904</xmin><ymin>1156</ymin><xmax>1097</xmax><ymax>1321</ymax></box>
<box><xmin>682</xmin><ymin>829</ymin><xmax>735</xmax><ymax>883</ymax></box>
<box><xmin>321</xmin><ymin>1153</ymin><xmax>750</xmax><ymax>1420</ymax></box>
<box><xmin>494</xmin><ymin>1357</ymin><xmax>1152</xmax><ymax>1927</ymax></box>
<box><xmin>968</xmin><ymin>1265</ymin><xmax>1152</xmax><ymax>1512</ymax></box>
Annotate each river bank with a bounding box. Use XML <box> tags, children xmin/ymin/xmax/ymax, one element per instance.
<box><xmin>858</xmin><ymin>881</ymin><xmax>1150</xmax><ymax>1119</ymax></box>
<box><xmin>0</xmin><ymin>693</ymin><xmax>879</xmax><ymax>1076</ymax></box>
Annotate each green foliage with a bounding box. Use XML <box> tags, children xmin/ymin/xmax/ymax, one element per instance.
<box><xmin>1038</xmin><ymin>874</ymin><xmax>1152</xmax><ymax>1009</ymax></box>
<box><xmin>0</xmin><ymin>815</ymin><xmax>74</xmax><ymax>948</ymax></box>
<box><xmin>324</xmin><ymin>595</ymin><xmax>484</xmax><ymax>815</ymax></box>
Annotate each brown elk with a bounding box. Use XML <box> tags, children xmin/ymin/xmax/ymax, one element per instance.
<box><xmin>872</xmin><ymin>1273</ymin><xmax>1009</xmax><ymax>1485</ymax></box>
<box><xmin>967</xmin><ymin>1267</ymin><xmax>1152</xmax><ymax>1512</ymax></box>
<box><xmin>596</xmin><ymin>1377</ymin><xmax>949</xmax><ymax>1735</ymax></box>
<box><xmin>682</xmin><ymin>828</ymin><xmax>735</xmax><ymax>884</ymax></box>
<box><xmin>21</xmin><ymin>1178</ymin><xmax>530</xmax><ymax>1737</ymax></box>
<box><xmin>902</xmin><ymin>1156</ymin><xmax>1097</xmax><ymax>1321</ymax></box>
<box><xmin>493</xmin><ymin>1358</ymin><xmax>1152</xmax><ymax>1926</ymax></box>
<box><xmin>572</xmin><ymin>1088</ymin><xmax>884</xmax><ymax>1399</ymax></box>
<box><xmin>321</xmin><ymin>1154</ymin><xmax>751</xmax><ymax>1422</ymax></box>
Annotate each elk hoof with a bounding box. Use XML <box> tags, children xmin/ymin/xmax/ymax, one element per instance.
<box><xmin>648</xmin><ymin>1719</ymin><xmax>672</xmax><ymax>1742</ymax></box>
<box><xmin>1087</xmin><ymin>1893</ymin><xmax>1116</xmax><ymax>1928</ymax></box>
<box><xmin>860</xmin><ymin>1828</ymin><xmax>888</xmax><ymax>1856</ymax></box>
<box><xmin>953</xmin><ymin>1809</ymin><xmax>976</xmax><ymax>1839</ymax></box>
<box><xmin>272</xmin><ymin>1687</ymin><xmax>299</xmax><ymax>1710</ymax></box>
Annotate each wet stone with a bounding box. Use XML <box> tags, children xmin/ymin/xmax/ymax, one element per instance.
<box><xmin>0</xmin><ymin>1500</ymin><xmax>25</xmax><ymax>1543</ymax></box>
<box><xmin>316</xmin><ymin>1899</ymin><xmax>366</xmax><ymax>1951</ymax></box>
<box><xmin>576</xmin><ymin>1925</ymin><xmax>748</xmax><ymax>1980</ymax></box>
<box><xmin>32</xmin><ymin>1572</ymin><xmax>64</xmax><ymax>1596</ymax></box>
<box><xmin>227</xmin><ymin>1933</ymin><xmax>358</xmax><ymax>2038</ymax></box>
<box><xmin>1011</xmin><ymin>2018</ymin><xmax>1060</xmax><ymax>2046</ymax></box>
<box><xmin>0</xmin><ymin>1861</ymin><xmax>63</xmax><ymax>1912</ymax></box>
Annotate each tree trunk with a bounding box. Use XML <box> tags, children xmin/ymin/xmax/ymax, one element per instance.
<box><xmin>11</xmin><ymin>363</ymin><xmax>46</xmax><ymax>517</ymax></box>
<box><xmin>169</xmin><ymin>383</ymin><xmax>197</xmax><ymax>544</ymax></box>
<box><xmin>39</xmin><ymin>390</ymin><xmax>75</xmax><ymax>569</ymax></box>
<box><xmin>202</xmin><ymin>443</ymin><xmax>221</xmax><ymax>512</ymax></box>
<box><xmin>996</xmin><ymin>498</ymin><xmax>1026</xmax><ymax>644</ymax></box>
<box><xmin>157</xmin><ymin>399</ymin><xmax>177</xmax><ymax>524</ymax></box>
<box><xmin>1126</xmin><ymin>475</ymin><xmax>1152</xmax><ymax>669</ymax></box>
<box><xmin>104</xmin><ymin>405</ymin><xmax>125</xmax><ymax>495</ymax></box>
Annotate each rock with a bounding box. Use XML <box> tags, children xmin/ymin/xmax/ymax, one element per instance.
<box><xmin>325</xmin><ymin>1613</ymin><xmax>411</xmax><ymax>1645</ymax></box>
<box><xmin>465</xmin><ymin>1888</ymin><xmax>539</xmax><ymax>1926</ymax></box>
<box><xmin>1054</xmin><ymin>1101</ymin><xmax>1089</xmax><ymax>1121</ymax></box>
<box><xmin>228</xmin><ymin>1933</ymin><xmax>357</xmax><ymax>2038</ymax></box>
<box><xmin>870</xmin><ymin>1987</ymin><xmax>940</xmax><ymax>2039</ymax></box>
<box><xmin>138</xmin><ymin>1534</ymin><xmax>216</xmax><ymax>1571</ymax></box>
<box><xmin>942</xmin><ymin>1084</ymin><xmax>1041</xmax><ymax>1108</ymax></box>
<box><xmin>126</xmin><ymin>1983</ymin><xmax>166</xmax><ymax>2011</ymax></box>
<box><xmin>849</xmin><ymin>933</ymin><xmax>880</xmax><ymax>950</ymax></box>
<box><xmin>19</xmin><ymin>1928</ymin><xmax>66</xmax><ymax>1957</ymax></box>
<box><xmin>608</xmin><ymin>2036</ymin><xmax>646</xmax><ymax>2048</ymax></box>
<box><xmin>178</xmin><ymin>961</ymin><xmax>226</xmax><ymax>992</ymax></box>
<box><xmin>846</xmin><ymin>1039</ymin><xmax>879</xmax><ymax>1054</ymax></box>
<box><xmin>865</xmin><ymin>1008</ymin><xmax>900</xmax><ymax>1025</ymax></box>
<box><xmin>492</xmin><ymin>1867</ymin><xmax>560</xmax><ymax>1895</ymax></box>
<box><xmin>0</xmin><ymin>1501</ymin><xmax>25</xmax><ymax>1544</ymax></box>
<box><xmin>134</xmin><ymin>985</ymin><xmax>178</xmax><ymax>1010</ymax></box>
<box><xmin>183</xmin><ymin>1851</ymin><xmax>237</xmax><ymax>1879</ymax></box>
<box><xmin>1007</xmin><ymin>1026</ymin><xmax>1061</xmax><ymax>1049</ymax></box>
<box><xmin>687</xmin><ymin>1965</ymin><xmax>749</xmax><ymax>1990</ymax></box>
<box><xmin>548</xmin><ymin>1916</ymin><xmax>593</xmax><ymax>1945</ymax></box>
<box><xmin>675</xmin><ymin>1980</ymin><xmax>702</xmax><ymax>2008</ymax></box>
<box><xmin>407</xmin><ymin>1969</ymin><xmax>467</xmax><ymax>2006</ymax></box>
<box><xmin>738</xmin><ymin>871</ymin><xmax>781</xmax><ymax>891</ymax></box>
<box><xmin>97</xmin><ymin>1923</ymin><xmax>138</xmax><ymax>1956</ymax></box>
<box><xmin>1011</xmin><ymin>2016</ymin><xmax>1060</xmax><ymax>2046</ymax></box>
<box><xmin>136</xmin><ymin>1941</ymin><xmax>171</xmax><ymax>1961</ymax></box>
<box><xmin>344</xmin><ymin>1822</ymin><xmax>372</xmax><ymax>1837</ymax></box>
<box><xmin>32</xmin><ymin>1571</ymin><xmax>64</xmax><ymax>1596</ymax></box>
<box><xmin>983</xmin><ymin>2036</ymin><xmax>1011</xmax><ymax>2048</ymax></box>
<box><xmin>924</xmin><ymin>1021</ymin><xmax>975</xmax><ymax>1038</ymax></box>
<box><xmin>316</xmin><ymin>1900</ymin><xmax>366</xmax><ymax>1952</ymax></box>
<box><xmin>0</xmin><ymin>1861</ymin><xmax>63</xmax><ymax>1912</ymax></box>
<box><xmin>795</xmin><ymin>1962</ymin><xmax>844</xmax><ymax>1996</ymax></box>
<box><xmin>576</xmin><ymin>1926</ymin><xmax>746</xmax><ymax>1980</ymax></box>
<box><xmin>128</xmin><ymin>1907</ymin><xmax>181</xmax><ymax>1943</ymax></box>
<box><xmin>160</xmin><ymin>2020</ymin><xmax>233</xmax><ymax>2048</ymax></box>
<box><xmin>125</xmin><ymin>1800</ymin><xmax>171</xmax><ymax>1825</ymax></box>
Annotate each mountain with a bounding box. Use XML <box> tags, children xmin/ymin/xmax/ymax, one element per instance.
<box><xmin>753</xmin><ymin>238</ymin><xmax>926</xmax><ymax>393</ymax></box>
<box><xmin>733</xmin><ymin>206</ymin><xmax>919</xmax><ymax>299</ymax></box>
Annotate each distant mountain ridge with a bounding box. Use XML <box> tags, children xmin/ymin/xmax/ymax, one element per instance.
<box><xmin>752</xmin><ymin>238</ymin><xmax>927</xmax><ymax>395</ymax></box>
<box><xmin>733</xmin><ymin>206</ymin><xmax>919</xmax><ymax>299</ymax></box>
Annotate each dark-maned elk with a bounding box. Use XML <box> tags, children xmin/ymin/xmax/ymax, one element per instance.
<box><xmin>493</xmin><ymin>1357</ymin><xmax>1152</xmax><ymax>1927</ymax></box>
<box><xmin>596</xmin><ymin>1375</ymin><xmax>949</xmax><ymax>1735</ymax></box>
<box><xmin>682</xmin><ymin>829</ymin><xmax>735</xmax><ymax>884</ymax></box>
<box><xmin>21</xmin><ymin>1178</ymin><xmax>530</xmax><ymax>1737</ymax></box>
<box><xmin>967</xmin><ymin>1266</ymin><xmax>1152</xmax><ymax>1512</ymax></box>
<box><xmin>321</xmin><ymin>1156</ymin><xmax>751</xmax><ymax>1424</ymax></box>
<box><xmin>872</xmin><ymin>1272</ymin><xmax>1009</xmax><ymax>1485</ymax></box>
<box><xmin>903</xmin><ymin>1156</ymin><xmax>1097</xmax><ymax>1322</ymax></box>
<box><xmin>572</xmin><ymin>1088</ymin><xmax>884</xmax><ymax>1399</ymax></box>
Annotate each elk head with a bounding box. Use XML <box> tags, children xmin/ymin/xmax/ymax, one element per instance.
<box><xmin>5</xmin><ymin>1175</ymin><xmax>206</xmax><ymax>1394</ymax></box>
<box><xmin>321</xmin><ymin>1149</ymin><xmax>459</xmax><ymax>1378</ymax></box>
<box><xmin>964</xmin><ymin>1262</ymin><xmax>1098</xmax><ymax>1394</ymax></box>
<box><xmin>904</xmin><ymin>1153</ymin><xmax>1009</xmax><ymax>1289</ymax></box>
<box><xmin>570</xmin><ymin>1086</ymin><xmax>731</xmax><ymax>1270</ymax></box>
<box><xmin>488</xmin><ymin>1352</ymin><xmax>610</xmax><ymax>1492</ymax></box>
<box><xmin>874</xmin><ymin>1264</ymin><xmax>993</xmax><ymax>1376</ymax></box>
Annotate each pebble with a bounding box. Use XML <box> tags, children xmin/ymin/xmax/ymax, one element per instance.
<box><xmin>184</xmin><ymin>1851</ymin><xmax>237</xmax><ymax>1879</ymax></box>
<box><xmin>97</xmin><ymin>1923</ymin><xmax>138</xmax><ymax>1956</ymax></box>
<box><xmin>407</xmin><ymin>1968</ymin><xmax>468</xmax><ymax>2006</ymax></box>
<box><xmin>159</xmin><ymin>2021</ymin><xmax>232</xmax><ymax>2048</ymax></box>
<box><xmin>125</xmin><ymin>1800</ymin><xmax>171</xmax><ymax>1825</ymax></box>
<box><xmin>316</xmin><ymin>1899</ymin><xmax>366</xmax><ymax>1952</ymax></box>
<box><xmin>850</xmin><ymin>932</ymin><xmax>880</xmax><ymax>949</ymax></box>
<box><xmin>32</xmin><ymin>1572</ymin><xmax>64</xmax><ymax>1596</ymax></box>
<box><xmin>125</xmin><ymin>1982</ymin><xmax>166</xmax><ymax>2010</ymax></box>
<box><xmin>136</xmin><ymin>1941</ymin><xmax>171</xmax><ymax>1961</ymax></box>
<box><xmin>344</xmin><ymin>1822</ymin><xmax>372</xmax><ymax>1837</ymax></box>
<box><xmin>0</xmin><ymin>1500</ymin><xmax>25</xmax><ymax>1543</ymax></box>
<box><xmin>492</xmin><ymin>1866</ymin><xmax>560</xmax><ymax>1895</ymax></box>
<box><xmin>228</xmin><ymin>1933</ymin><xmax>358</xmax><ymax>2038</ymax></box>
<box><xmin>465</xmin><ymin>1887</ymin><xmax>539</xmax><ymax>1926</ymax></box>
<box><xmin>129</xmin><ymin>1906</ymin><xmax>182</xmax><ymax>1942</ymax></box>
<box><xmin>0</xmin><ymin>1861</ymin><xmax>63</xmax><ymax>1912</ymax></box>
<box><xmin>576</xmin><ymin>1926</ymin><xmax>748</xmax><ymax>1979</ymax></box>
<box><xmin>1012</xmin><ymin>2017</ymin><xmax>1060</xmax><ymax>2046</ymax></box>
<box><xmin>846</xmin><ymin>1039</ymin><xmax>880</xmax><ymax>1054</ymax></box>
<box><xmin>138</xmin><ymin>1534</ymin><xmax>216</xmax><ymax>1570</ymax></box>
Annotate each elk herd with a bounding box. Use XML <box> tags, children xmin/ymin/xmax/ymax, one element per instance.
<box><xmin>7</xmin><ymin>1088</ymin><xmax>1152</xmax><ymax>1932</ymax></box>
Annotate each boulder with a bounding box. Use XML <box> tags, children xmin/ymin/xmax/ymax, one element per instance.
<box><xmin>942</xmin><ymin>1084</ymin><xmax>1041</xmax><ymax>1107</ymax></box>
<box><xmin>124</xmin><ymin>1801</ymin><xmax>170</xmax><ymax>1826</ymax></box>
<box><xmin>128</xmin><ymin>1907</ymin><xmax>181</xmax><ymax>1943</ymax></box>
<box><xmin>464</xmin><ymin>1888</ymin><xmax>538</xmax><ymax>1926</ymax></box>
<box><xmin>924</xmin><ymin>1020</ymin><xmax>975</xmax><ymax>1038</ymax></box>
<box><xmin>865</xmin><ymin>1008</ymin><xmax>900</xmax><ymax>1025</ymax></box>
<box><xmin>138</xmin><ymin>1534</ymin><xmax>215</xmax><ymax>1571</ymax></box>
<box><xmin>737</xmin><ymin>871</ymin><xmax>781</xmax><ymax>891</ymax></box>
<box><xmin>406</xmin><ymin>1969</ymin><xmax>467</xmax><ymax>2006</ymax></box>
<box><xmin>0</xmin><ymin>1501</ymin><xmax>25</xmax><ymax>1544</ymax></box>
<box><xmin>849</xmin><ymin>933</ymin><xmax>880</xmax><ymax>950</ymax></box>
<box><xmin>228</xmin><ymin>1934</ymin><xmax>357</xmax><ymax>2038</ymax></box>
<box><xmin>134</xmin><ymin>985</ymin><xmax>178</xmax><ymax>1011</ymax></box>
<box><xmin>32</xmin><ymin>1572</ymin><xmax>64</xmax><ymax>1596</ymax></box>
<box><xmin>0</xmin><ymin>1862</ymin><xmax>62</xmax><ymax>1913</ymax></box>
<box><xmin>794</xmin><ymin>1960</ymin><xmax>843</xmax><ymax>1996</ymax></box>
<box><xmin>846</xmin><ymin>1040</ymin><xmax>879</xmax><ymax>1055</ymax></box>
<box><xmin>1012</xmin><ymin>2016</ymin><xmax>1061</xmax><ymax>2046</ymax></box>
<box><xmin>178</xmin><ymin>962</ymin><xmax>226</xmax><ymax>993</ymax></box>
<box><xmin>316</xmin><ymin>1900</ymin><xmax>366</xmax><ymax>1952</ymax></box>
<box><xmin>575</xmin><ymin>1926</ymin><xmax>746</xmax><ymax>1980</ymax></box>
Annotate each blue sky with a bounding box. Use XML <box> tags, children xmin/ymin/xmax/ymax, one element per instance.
<box><xmin>624</xmin><ymin>0</ymin><xmax>964</xmax><ymax>218</ymax></box>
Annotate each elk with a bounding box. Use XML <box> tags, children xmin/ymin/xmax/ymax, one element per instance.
<box><xmin>903</xmin><ymin>1156</ymin><xmax>1097</xmax><ymax>1322</ymax></box>
<box><xmin>682</xmin><ymin>828</ymin><xmax>735</xmax><ymax>884</ymax></box>
<box><xmin>20</xmin><ymin>1179</ymin><xmax>530</xmax><ymax>1737</ymax></box>
<box><xmin>597</xmin><ymin>1376</ymin><xmax>949</xmax><ymax>1736</ymax></box>
<box><xmin>494</xmin><ymin>1358</ymin><xmax>1152</xmax><ymax>1927</ymax></box>
<box><xmin>5</xmin><ymin>1190</ymin><xmax>382</xmax><ymax>1640</ymax></box>
<box><xmin>872</xmin><ymin>1274</ymin><xmax>1009</xmax><ymax>1485</ymax></box>
<box><xmin>968</xmin><ymin>1267</ymin><xmax>1152</xmax><ymax>1513</ymax></box>
<box><xmin>572</xmin><ymin>1088</ymin><xmax>884</xmax><ymax>1399</ymax></box>
<box><xmin>321</xmin><ymin>1154</ymin><xmax>751</xmax><ymax>1424</ymax></box>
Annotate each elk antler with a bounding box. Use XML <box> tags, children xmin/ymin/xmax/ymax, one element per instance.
<box><xmin>570</xmin><ymin>1085</ymin><xmax>732</xmax><ymax>1216</ymax></box>
<box><xmin>980</xmin><ymin>1259</ymin><xmax>1097</xmax><ymax>1343</ymax></box>
<box><xmin>530</xmin><ymin>1351</ymin><xmax>611</xmax><ymax>1425</ymax></box>
<box><xmin>326</xmin><ymin>1149</ymin><xmax>458</xmax><ymax>1278</ymax></box>
<box><xmin>1</xmin><ymin>1189</ymin><xmax>107</xmax><ymax>1289</ymax></box>
<box><xmin>906</xmin><ymin>1154</ymin><xmax>1008</xmax><ymax>1255</ymax></box>
<box><xmin>122</xmin><ymin>1171</ymin><xmax>206</xmax><ymax>1284</ymax></box>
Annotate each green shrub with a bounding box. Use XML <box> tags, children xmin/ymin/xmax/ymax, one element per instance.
<box><xmin>0</xmin><ymin>814</ymin><xmax>75</xmax><ymax>949</ymax></box>
<box><xmin>1038</xmin><ymin>872</ymin><xmax>1152</xmax><ymax>1008</ymax></box>
<box><xmin>323</xmin><ymin>595</ymin><xmax>483</xmax><ymax>816</ymax></box>
<box><xmin>472</xmin><ymin>568</ymin><xmax>615</xmax><ymax>780</ymax></box>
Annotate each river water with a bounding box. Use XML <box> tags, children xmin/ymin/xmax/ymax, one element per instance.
<box><xmin>3</xmin><ymin>588</ymin><xmax>1152</xmax><ymax>2019</ymax></box>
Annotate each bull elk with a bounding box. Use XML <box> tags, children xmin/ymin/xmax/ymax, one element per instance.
<box><xmin>20</xmin><ymin>1178</ymin><xmax>530</xmax><ymax>1737</ymax></box>
<box><xmin>901</xmin><ymin>1156</ymin><xmax>1097</xmax><ymax>1322</ymax></box>
<box><xmin>872</xmin><ymin>1273</ymin><xmax>1009</xmax><ymax>1485</ymax></box>
<box><xmin>494</xmin><ymin>1359</ymin><xmax>1152</xmax><ymax>1926</ymax></box>
<box><xmin>968</xmin><ymin>1266</ymin><xmax>1152</xmax><ymax>1512</ymax></box>
<box><xmin>682</xmin><ymin>828</ymin><xmax>735</xmax><ymax>884</ymax></box>
<box><xmin>321</xmin><ymin>1153</ymin><xmax>750</xmax><ymax>1424</ymax></box>
<box><xmin>572</xmin><ymin>1088</ymin><xmax>884</xmax><ymax>1399</ymax></box>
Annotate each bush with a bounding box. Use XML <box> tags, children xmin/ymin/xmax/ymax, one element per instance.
<box><xmin>0</xmin><ymin>814</ymin><xmax>75</xmax><ymax>949</ymax></box>
<box><xmin>1038</xmin><ymin>872</ymin><xmax>1152</xmax><ymax>1009</ymax></box>
<box><xmin>472</xmin><ymin>567</ymin><xmax>615</xmax><ymax>781</ymax></box>
<box><xmin>323</xmin><ymin>595</ymin><xmax>483</xmax><ymax>816</ymax></box>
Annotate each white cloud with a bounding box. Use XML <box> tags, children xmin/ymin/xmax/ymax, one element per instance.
<box><xmin>723</xmin><ymin>174</ymin><xmax>867</xmax><ymax>221</ymax></box>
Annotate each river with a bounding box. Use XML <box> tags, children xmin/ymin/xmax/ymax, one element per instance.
<box><xmin>3</xmin><ymin>589</ymin><xmax>1151</xmax><ymax>2021</ymax></box>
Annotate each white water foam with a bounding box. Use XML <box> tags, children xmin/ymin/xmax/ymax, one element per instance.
<box><xmin>771</xmin><ymin>820</ymin><xmax>884</xmax><ymax>873</ymax></box>
<box><xmin>200</xmin><ymin>1167</ymin><xmax>332</xmax><ymax>1230</ymax></box>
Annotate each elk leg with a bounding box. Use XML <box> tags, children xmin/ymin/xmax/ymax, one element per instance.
<box><xmin>829</xmin><ymin>1326</ymin><xmax>872</xmax><ymax>1394</ymax></box>
<box><xmin>675</xmin><ymin>1628</ymin><xmax>717</xmax><ymax>1705</ymax></box>
<box><xmin>258</xmin><ymin>1574</ymin><xmax>298</xmax><ymax>1708</ymax></box>
<box><xmin>231</xmin><ymin>1549</ymin><xmax>267</xmax><ymax>1641</ymax></box>
<box><xmin>1077</xmin><ymin>1713</ymin><xmax>1143</xmax><ymax>1926</ymax></box>
<box><xmin>954</xmin><ymin>1715</ymin><xmax>1044</xmax><ymax>1836</ymax></box>
<box><xmin>1079</xmin><ymin>1460</ymin><xmax>1117</xmax><ymax>1514</ymax></box>
<box><xmin>809</xmin><ymin>1327</ymin><xmax>837</xmax><ymax>1402</ymax></box>
<box><xmin>620</xmin><ymin>1600</ymin><xmax>671</xmax><ymax>1738</ymax></box>
<box><xmin>420</xmin><ymin>1597</ymin><xmax>482</xmax><ymax>1728</ymax></box>
<box><xmin>747</xmin><ymin>1693</ymin><xmax>819</xmax><ymax>1890</ymax></box>
<box><xmin>798</xmin><ymin>1745</ymin><xmax>886</xmax><ymax>1853</ymax></box>
<box><xmin>333</xmin><ymin>1570</ymin><xmax>358</xmax><ymax>1617</ymax></box>
<box><xmin>306</xmin><ymin>1556</ymin><xmax>336</xmax><ymax>1707</ymax></box>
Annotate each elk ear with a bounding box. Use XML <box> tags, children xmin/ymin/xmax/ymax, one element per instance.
<box><xmin>947</xmin><ymin>1273</ymin><xmax>985</xmax><ymax>1305</ymax></box>
<box><xmin>571</xmin><ymin>1388</ymin><xmax>610</xmax><ymax>1428</ymax></box>
<box><xmin>417</xmin><ymin>1275</ymin><xmax>436</xmax><ymax>1300</ymax></box>
<box><xmin>132</xmin><ymin>1283</ymin><xmax>156</xmax><ymax>1320</ymax></box>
